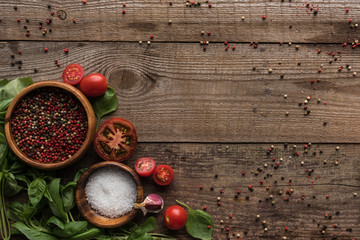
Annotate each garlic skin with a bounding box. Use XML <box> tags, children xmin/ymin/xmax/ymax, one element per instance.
<box><xmin>134</xmin><ymin>194</ymin><xmax>164</xmax><ymax>215</ymax></box>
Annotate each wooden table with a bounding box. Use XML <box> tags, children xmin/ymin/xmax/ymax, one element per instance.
<box><xmin>1</xmin><ymin>0</ymin><xmax>360</xmax><ymax>239</ymax></box>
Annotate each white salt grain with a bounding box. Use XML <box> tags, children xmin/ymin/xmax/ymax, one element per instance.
<box><xmin>85</xmin><ymin>167</ymin><xmax>137</xmax><ymax>218</ymax></box>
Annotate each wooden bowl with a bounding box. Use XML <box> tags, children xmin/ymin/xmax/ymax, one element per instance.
<box><xmin>4</xmin><ymin>81</ymin><xmax>96</xmax><ymax>170</ymax></box>
<box><xmin>75</xmin><ymin>161</ymin><xmax>144</xmax><ymax>228</ymax></box>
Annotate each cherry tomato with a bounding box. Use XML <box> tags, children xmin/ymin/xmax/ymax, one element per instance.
<box><xmin>153</xmin><ymin>165</ymin><xmax>174</xmax><ymax>186</ymax></box>
<box><xmin>79</xmin><ymin>73</ymin><xmax>108</xmax><ymax>97</ymax></box>
<box><xmin>135</xmin><ymin>157</ymin><xmax>156</xmax><ymax>177</ymax></box>
<box><xmin>163</xmin><ymin>205</ymin><xmax>187</xmax><ymax>230</ymax></box>
<box><xmin>94</xmin><ymin>118</ymin><xmax>137</xmax><ymax>162</ymax></box>
<box><xmin>62</xmin><ymin>63</ymin><xmax>84</xmax><ymax>85</ymax></box>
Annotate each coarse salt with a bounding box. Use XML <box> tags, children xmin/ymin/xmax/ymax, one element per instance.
<box><xmin>85</xmin><ymin>166</ymin><xmax>137</xmax><ymax>218</ymax></box>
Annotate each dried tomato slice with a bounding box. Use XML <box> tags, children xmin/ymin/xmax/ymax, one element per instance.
<box><xmin>94</xmin><ymin>118</ymin><xmax>137</xmax><ymax>162</ymax></box>
<box><xmin>62</xmin><ymin>63</ymin><xmax>84</xmax><ymax>85</ymax></box>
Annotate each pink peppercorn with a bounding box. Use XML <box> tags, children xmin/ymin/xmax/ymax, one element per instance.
<box><xmin>326</xmin><ymin>195</ymin><xmax>329</xmax><ymax>199</ymax></box>
<box><xmin>200</xmin><ymin>185</ymin><xmax>203</xmax><ymax>190</ymax></box>
<box><xmin>203</xmin><ymin>206</ymin><xmax>207</xmax><ymax>210</ymax></box>
<box><xmin>229</xmin><ymin>214</ymin><xmax>233</xmax><ymax>218</ymax></box>
<box><xmin>208</xmin><ymin>4</ymin><xmax>212</xmax><ymax>8</ymax></box>
<box><xmin>18</xmin><ymin>50</ymin><xmax>22</xmax><ymax>55</ymax></box>
<box><xmin>51</xmin><ymin>11</ymin><xmax>54</xmax><ymax>16</ymax></box>
<box><xmin>82</xmin><ymin>0</ymin><xmax>87</xmax><ymax>3</ymax></box>
<box><xmin>208</xmin><ymin>225</ymin><xmax>211</xmax><ymax>229</ymax></box>
<box><xmin>123</xmin><ymin>3</ymin><xmax>126</xmax><ymax>7</ymax></box>
<box><xmin>44</xmin><ymin>48</ymin><xmax>48</xmax><ymax>52</ymax></box>
<box><xmin>64</xmin><ymin>48</ymin><xmax>69</xmax><ymax>53</ymax></box>
<box><xmin>349</xmin><ymin>19</ymin><xmax>353</xmax><ymax>23</ymax></box>
<box><xmin>242</xmin><ymin>171</ymin><xmax>245</xmax><ymax>175</ymax></box>
<box><xmin>122</xmin><ymin>10</ymin><xmax>126</xmax><ymax>14</ymax></box>
<box><xmin>150</xmin><ymin>34</ymin><xmax>154</xmax><ymax>39</ymax></box>
<box><xmin>17</xmin><ymin>18</ymin><xmax>21</xmax><ymax>22</ymax></box>
<box><xmin>73</xmin><ymin>19</ymin><xmax>77</xmax><ymax>23</ymax></box>
<box><xmin>317</xmin><ymin>49</ymin><xmax>321</xmax><ymax>53</ymax></box>
<box><xmin>262</xmin><ymin>14</ymin><xmax>267</xmax><ymax>20</ymax></box>
<box><xmin>285</xmin><ymin>226</ymin><xmax>288</xmax><ymax>231</ymax></box>
<box><xmin>346</xmin><ymin>9</ymin><xmax>349</xmax><ymax>13</ymax></box>
<box><xmin>207</xmin><ymin>32</ymin><xmax>211</xmax><ymax>36</ymax></box>
<box><xmin>232</xmin><ymin>46</ymin><xmax>236</xmax><ymax>50</ymax></box>
<box><xmin>248</xmin><ymin>185</ymin><xmax>252</xmax><ymax>189</ymax></box>
<box><xmin>237</xmin><ymin>190</ymin><xmax>241</xmax><ymax>194</ymax></box>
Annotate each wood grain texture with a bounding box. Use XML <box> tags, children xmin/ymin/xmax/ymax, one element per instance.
<box><xmin>1</xmin><ymin>41</ymin><xmax>360</xmax><ymax>143</ymax></box>
<box><xmin>10</xmin><ymin>143</ymin><xmax>360</xmax><ymax>239</ymax></box>
<box><xmin>0</xmin><ymin>0</ymin><xmax>359</xmax><ymax>43</ymax></box>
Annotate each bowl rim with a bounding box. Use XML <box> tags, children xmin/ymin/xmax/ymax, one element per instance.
<box><xmin>75</xmin><ymin>161</ymin><xmax>144</xmax><ymax>228</ymax></box>
<box><xmin>4</xmin><ymin>81</ymin><xmax>96</xmax><ymax>170</ymax></box>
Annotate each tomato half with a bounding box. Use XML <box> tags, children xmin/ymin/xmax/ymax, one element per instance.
<box><xmin>164</xmin><ymin>205</ymin><xmax>187</xmax><ymax>230</ymax></box>
<box><xmin>94</xmin><ymin>118</ymin><xmax>138</xmax><ymax>162</ymax></box>
<box><xmin>62</xmin><ymin>63</ymin><xmax>84</xmax><ymax>85</ymax></box>
<box><xmin>153</xmin><ymin>165</ymin><xmax>174</xmax><ymax>186</ymax></box>
<box><xmin>79</xmin><ymin>73</ymin><xmax>108</xmax><ymax>97</ymax></box>
<box><xmin>135</xmin><ymin>158</ymin><xmax>156</xmax><ymax>177</ymax></box>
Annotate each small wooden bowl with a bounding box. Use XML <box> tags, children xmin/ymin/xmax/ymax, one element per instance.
<box><xmin>75</xmin><ymin>161</ymin><xmax>144</xmax><ymax>228</ymax></box>
<box><xmin>4</xmin><ymin>81</ymin><xmax>96</xmax><ymax>170</ymax></box>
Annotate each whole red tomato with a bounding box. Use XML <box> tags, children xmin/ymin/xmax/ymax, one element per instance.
<box><xmin>164</xmin><ymin>205</ymin><xmax>187</xmax><ymax>230</ymax></box>
<box><xmin>79</xmin><ymin>73</ymin><xmax>108</xmax><ymax>97</ymax></box>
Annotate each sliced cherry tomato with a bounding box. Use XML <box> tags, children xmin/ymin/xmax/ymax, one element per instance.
<box><xmin>153</xmin><ymin>165</ymin><xmax>174</xmax><ymax>186</ymax></box>
<box><xmin>79</xmin><ymin>73</ymin><xmax>108</xmax><ymax>97</ymax></box>
<box><xmin>164</xmin><ymin>205</ymin><xmax>187</xmax><ymax>230</ymax></box>
<box><xmin>62</xmin><ymin>63</ymin><xmax>84</xmax><ymax>85</ymax></box>
<box><xmin>94</xmin><ymin>118</ymin><xmax>137</xmax><ymax>162</ymax></box>
<box><xmin>135</xmin><ymin>157</ymin><xmax>156</xmax><ymax>177</ymax></box>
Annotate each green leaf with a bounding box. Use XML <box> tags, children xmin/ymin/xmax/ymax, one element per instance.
<box><xmin>74</xmin><ymin>168</ymin><xmax>87</xmax><ymax>183</ymax></box>
<box><xmin>61</xmin><ymin>182</ymin><xmax>76</xmax><ymax>213</ymax></box>
<box><xmin>0</xmin><ymin>133</ymin><xmax>8</xmax><ymax>169</ymax></box>
<box><xmin>90</xmin><ymin>87</ymin><xmax>118</xmax><ymax>128</ymax></box>
<box><xmin>4</xmin><ymin>172</ymin><xmax>23</xmax><ymax>197</ymax></box>
<box><xmin>28</xmin><ymin>178</ymin><xmax>46</xmax><ymax>207</ymax></box>
<box><xmin>12</xmin><ymin>222</ymin><xmax>58</xmax><ymax>240</ymax></box>
<box><xmin>52</xmin><ymin>221</ymin><xmax>87</xmax><ymax>237</ymax></box>
<box><xmin>46</xmin><ymin>216</ymin><xmax>65</xmax><ymax>229</ymax></box>
<box><xmin>0</xmin><ymin>77</ymin><xmax>33</xmax><ymax>101</ymax></box>
<box><xmin>48</xmin><ymin>178</ymin><xmax>68</xmax><ymax>222</ymax></box>
<box><xmin>0</xmin><ymin>79</ymin><xmax>9</xmax><ymax>88</ymax></box>
<box><xmin>176</xmin><ymin>201</ymin><xmax>213</xmax><ymax>240</ymax></box>
<box><xmin>0</xmin><ymin>98</ymin><xmax>13</xmax><ymax>112</ymax></box>
<box><xmin>128</xmin><ymin>217</ymin><xmax>156</xmax><ymax>240</ymax></box>
<box><xmin>8</xmin><ymin>201</ymin><xmax>36</xmax><ymax>221</ymax></box>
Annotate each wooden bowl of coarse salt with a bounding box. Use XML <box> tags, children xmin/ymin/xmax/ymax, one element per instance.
<box><xmin>75</xmin><ymin>161</ymin><xmax>144</xmax><ymax>228</ymax></box>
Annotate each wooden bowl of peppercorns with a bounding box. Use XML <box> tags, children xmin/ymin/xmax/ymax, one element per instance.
<box><xmin>4</xmin><ymin>81</ymin><xmax>96</xmax><ymax>170</ymax></box>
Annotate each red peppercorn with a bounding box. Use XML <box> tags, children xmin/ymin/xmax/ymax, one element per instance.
<box><xmin>262</xmin><ymin>14</ymin><xmax>267</xmax><ymax>20</ymax></box>
<box><xmin>317</xmin><ymin>49</ymin><xmax>321</xmax><ymax>54</ymax></box>
<box><xmin>73</xmin><ymin>19</ymin><xmax>77</xmax><ymax>23</ymax></box>
<box><xmin>123</xmin><ymin>3</ymin><xmax>126</xmax><ymax>7</ymax></box>
<box><xmin>349</xmin><ymin>19</ymin><xmax>352</xmax><ymax>23</ymax></box>
<box><xmin>51</xmin><ymin>11</ymin><xmax>54</xmax><ymax>16</ymax></box>
<box><xmin>208</xmin><ymin>4</ymin><xmax>212</xmax><ymax>8</ymax></box>
<box><xmin>232</xmin><ymin>46</ymin><xmax>236</xmax><ymax>50</ymax></box>
<box><xmin>229</xmin><ymin>214</ymin><xmax>233</xmax><ymax>218</ymax></box>
<box><xmin>208</xmin><ymin>225</ymin><xmax>211</xmax><ymax>229</ymax></box>
<box><xmin>203</xmin><ymin>206</ymin><xmax>207</xmax><ymax>210</ymax></box>
<box><xmin>150</xmin><ymin>34</ymin><xmax>154</xmax><ymax>39</ymax></box>
<box><xmin>326</xmin><ymin>194</ymin><xmax>329</xmax><ymax>199</ymax></box>
<box><xmin>82</xmin><ymin>0</ymin><xmax>87</xmax><ymax>3</ymax></box>
<box><xmin>18</xmin><ymin>50</ymin><xmax>22</xmax><ymax>55</ymax></box>
<box><xmin>248</xmin><ymin>185</ymin><xmax>252</xmax><ymax>189</ymax></box>
<box><xmin>200</xmin><ymin>185</ymin><xmax>203</xmax><ymax>190</ymax></box>
<box><xmin>237</xmin><ymin>190</ymin><xmax>241</xmax><ymax>194</ymax></box>
<box><xmin>346</xmin><ymin>9</ymin><xmax>349</xmax><ymax>13</ymax></box>
<box><xmin>242</xmin><ymin>171</ymin><xmax>245</xmax><ymax>175</ymax></box>
<box><xmin>122</xmin><ymin>10</ymin><xmax>126</xmax><ymax>14</ymax></box>
<box><xmin>44</xmin><ymin>47</ymin><xmax>48</xmax><ymax>52</ymax></box>
<box><xmin>64</xmin><ymin>48</ymin><xmax>69</xmax><ymax>53</ymax></box>
<box><xmin>225</xmin><ymin>47</ymin><xmax>229</xmax><ymax>51</ymax></box>
<box><xmin>207</xmin><ymin>32</ymin><xmax>211</xmax><ymax>36</ymax></box>
<box><xmin>17</xmin><ymin>18</ymin><xmax>21</xmax><ymax>22</ymax></box>
<box><xmin>226</xmin><ymin>227</ymin><xmax>230</xmax><ymax>231</ymax></box>
<box><xmin>285</xmin><ymin>226</ymin><xmax>288</xmax><ymax>231</ymax></box>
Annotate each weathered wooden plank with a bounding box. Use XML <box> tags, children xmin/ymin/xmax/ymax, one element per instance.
<box><xmin>10</xmin><ymin>143</ymin><xmax>360</xmax><ymax>239</ymax></box>
<box><xmin>1</xmin><ymin>41</ymin><xmax>360</xmax><ymax>143</ymax></box>
<box><xmin>0</xmin><ymin>0</ymin><xmax>359</xmax><ymax>43</ymax></box>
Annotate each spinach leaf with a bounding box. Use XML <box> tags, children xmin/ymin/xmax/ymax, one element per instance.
<box><xmin>28</xmin><ymin>178</ymin><xmax>46</xmax><ymax>207</ymax></box>
<box><xmin>12</xmin><ymin>222</ymin><xmax>58</xmax><ymax>240</ymax></box>
<box><xmin>61</xmin><ymin>182</ymin><xmax>76</xmax><ymax>213</ymax></box>
<box><xmin>52</xmin><ymin>221</ymin><xmax>87</xmax><ymax>237</ymax></box>
<box><xmin>46</xmin><ymin>216</ymin><xmax>65</xmax><ymax>229</ymax></box>
<box><xmin>48</xmin><ymin>178</ymin><xmax>68</xmax><ymax>222</ymax></box>
<box><xmin>74</xmin><ymin>168</ymin><xmax>87</xmax><ymax>183</ymax></box>
<box><xmin>176</xmin><ymin>201</ymin><xmax>213</xmax><ymax>240</ymax></box>
<box><xmin>0</xmin><ymin>79</ymin><xmax>9</xmax><ymax>88</ymax></box>
<box><xmin>90</xmin><ymin>87</ymin><xmax>118</xmax><ymax>128</ymax></box>
<box><xmin>0</xmin><ymin>77</ymin><xmax>33</xmax><ymax>101</ymax></box>
<box><xmin>4</xmin><ymin>172</ymin><xmax>23</xmax><ymax>197</ymax></box>
<box><xmin>0</xmin><ymin>133</ymin><xmax>8</xmax><ymax>168</ymax></box>
<box><xmin>8</xmin><ymin>201</ymin><xmax>36</xmax><ymax>222</ymax></box>
<box><xmin>128</xmin><ymin>217</ymin><xmax>156</xmax><ymax>240</ymax></box>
